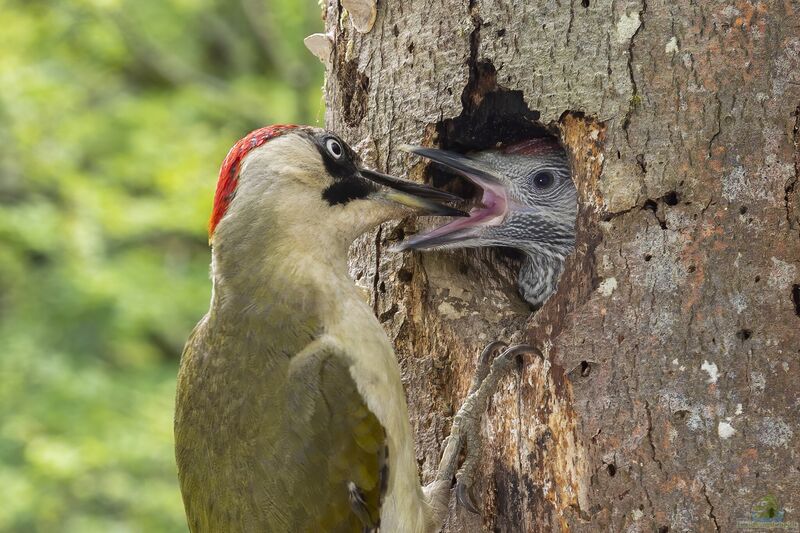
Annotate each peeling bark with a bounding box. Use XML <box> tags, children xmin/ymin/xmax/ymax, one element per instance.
<box><xmin>324</xmin><ymin>1</ymin><xmax>800</xmax><ymax>531</ymax></box>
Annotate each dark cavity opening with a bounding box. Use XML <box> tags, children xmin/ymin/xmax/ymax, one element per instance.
<box><xmin>436</xmin><ymin>62</ymin><xmax>549</xmax><ymax>152</ymax></box>
<box><xmin>792</xmin><ymin>284</ymin><xmax>800</xmax><ymax>317</ymax></box>
<box><xmin>736</xmin><ymin>328</ymin><xmax>752</xmax><ymax>341</ymax></box>
<box><xmin>397</xmin><ymin>268</ymin><xmax>413</xmax><ymax>283</ymax></box>
<box><xmin>663</xmin><ymin>190</ymin><xmax>679</xmax><ymax>206</ymax></box>
<box><xmin>426</xmin><ymin>62</ymin><xmax>559</xmax><ymax>210</ymax></box>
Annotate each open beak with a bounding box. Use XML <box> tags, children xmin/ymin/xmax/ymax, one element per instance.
<box><xmin>360</xmin><ymin>167</ymin><xmax>468</xmax><ymax>217</ymax></box>
<box><xmin>391</xmin><ymin>145</ymin><xmax>510</xmax><ymax>251</ymax></box>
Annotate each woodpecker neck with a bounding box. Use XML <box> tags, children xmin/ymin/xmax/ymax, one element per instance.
<box><xmin>209</xmin><ymin>223</ymin><xmax>353</xmax><ymax>326</ymax></box>
<box><xmin>518</xmin><ymin>251</ymin><xmax>567</xmax><ymax>309</ymax></box>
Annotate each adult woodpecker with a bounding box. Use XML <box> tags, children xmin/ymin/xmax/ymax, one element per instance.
<box><xmin>394</xmin><ymin>140</ymin><xmax>577</xmax><ymax>309</ymax></box>
<box><xmin>174</xmin><ymin>125</ymin><xmax>534</xmax><ymax>532</ymax></box>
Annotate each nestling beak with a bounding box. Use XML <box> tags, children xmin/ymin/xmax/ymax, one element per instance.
<box><xmin>359</xmin><ymin>167</ymin><xmax>468</xmax><ymax>217</ymax></box>
<box><xmin>391</xmin><ymin>146</ymin><xmax>510</xmax><ymax>250</ymax></box>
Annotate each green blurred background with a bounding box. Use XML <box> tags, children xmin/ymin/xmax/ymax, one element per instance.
<box><xmin>0</xmin><ymin>0</ymin><xmax>323</xmax><ymax>530</ymax></box>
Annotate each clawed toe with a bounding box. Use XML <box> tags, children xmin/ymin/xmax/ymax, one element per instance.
<box><xmin>497</xmin><ymin>343</ymin><xmax>541</xmax><ymax>367</ymax></box>
<box><xmin>455</xmin><ymin>478</ymin><xmax>480</xmax><ymax>514</ymax></box>
<box><xmin>432</xmin><ymin>341</ymin><xmax>542</xmax><ymax>518</ymax></box>
<box><xmin>478</xmin><ymin>340</ymin><xmax>508</xmax><ymax>366</ymax></box>
<box><xmin>468</xmin><ymin>341</ymin><xmax>508</xmax><ymax>394</ymax></box>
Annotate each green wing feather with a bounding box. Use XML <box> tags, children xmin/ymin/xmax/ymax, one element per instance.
<box><xmin>282</xmin><ymin>344</ymin><xmax>387</xmax><ymax>531</ymax></box>
<box><xmin>176</xmin><ymin>330</ymin><xmax>388</xmax><ymax>533</ymax></box>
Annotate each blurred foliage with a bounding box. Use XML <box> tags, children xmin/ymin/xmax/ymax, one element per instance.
<box><xmin>0</xmin><ymin>0</ymin><xmax>323</xmax><ymax>530</ymax></box>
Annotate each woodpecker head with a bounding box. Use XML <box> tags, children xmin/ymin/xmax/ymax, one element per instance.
<box><xmin>393</xmin><ymin>139</ymin><xmax>577</xmax><ymax>308</ymax></box>
<box><xmin>208</xmin><ymin>125</ymin><xmax>464</xmax><ymax>267</ymax></box>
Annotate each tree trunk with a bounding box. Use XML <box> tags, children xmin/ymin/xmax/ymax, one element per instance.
<box><xmin>323</xmin><ymin>1</ymin><xmax>800</xmax><ymax>531</ymax></box>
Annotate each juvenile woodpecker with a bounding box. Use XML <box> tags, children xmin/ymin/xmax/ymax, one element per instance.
<box><xmin>174</xmin><ymin>125</ymin><xmax>533</xmax><ymax>532</ymax></box>
<box><xmin>395</xmin><ymin>140</ymin><xmax>577</xmax><ymax>308</ymax></box>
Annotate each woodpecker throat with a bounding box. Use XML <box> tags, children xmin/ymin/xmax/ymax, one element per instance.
<box><xmin>394</xmin><ymin>139</ymin><xmax>577</xmax><ymax>309</ymax></box>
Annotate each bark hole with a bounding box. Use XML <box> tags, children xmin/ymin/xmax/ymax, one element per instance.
<box><xmin>663</xmin><ymin>191</ymin><xmax>679</xmax><ymax>206</ymax></box>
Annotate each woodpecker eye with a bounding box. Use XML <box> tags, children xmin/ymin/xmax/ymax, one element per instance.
<box><xmin>532</xmin><ymin>171</ymin><xmax>555</xmax><ymax>189</ymax></box>
<box><xmin>326</xmin><ymin>138</ymin><xmax>344</xmax><ymax>159</ymax></box>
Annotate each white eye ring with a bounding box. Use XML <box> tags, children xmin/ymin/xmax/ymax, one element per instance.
<box><xmin>326</xmin><ymin>138</ymin><xmax>344</xmax><ymax>159</ymax></box>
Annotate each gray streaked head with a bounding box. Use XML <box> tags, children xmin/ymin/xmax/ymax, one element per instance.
<box><xmin>393</xmin><ymin>139</ymin><xmax>577</xmax><ymax>308</ymax></box>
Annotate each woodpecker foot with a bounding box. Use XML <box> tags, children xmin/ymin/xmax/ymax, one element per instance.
<box><xmin>433</xmin><ymin>342</ymin><xmax>540</xmax><ymax>514</ymax></box>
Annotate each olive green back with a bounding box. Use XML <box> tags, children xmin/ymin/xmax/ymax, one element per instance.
<box><xmin>175</xmin><ymin>315</ymin><xmax>387</xmax><ymax>532</ymax></box>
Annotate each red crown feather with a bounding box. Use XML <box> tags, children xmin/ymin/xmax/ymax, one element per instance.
<box><xmin>209</xmin><ymin>124</ymin><xmax>299</xmax><ymax>238</ymax></box>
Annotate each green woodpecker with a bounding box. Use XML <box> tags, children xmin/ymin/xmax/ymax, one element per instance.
<box><xmin>175</xmin><ymin>125</ymin><xmax>534</xmax><ymax>532</ymax></box>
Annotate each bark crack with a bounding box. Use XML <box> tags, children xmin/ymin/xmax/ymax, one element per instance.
<box><xmin>622</xmin><ymin>0</ymin><xmax>647</xmax><ymax>145</ymax></box>
<box><xmin>372</xmin><ymin>225</ymin><xmax>383</xmax><ymax>314</ymax></box>
<box><xmin>601</xmin><ymin>190</ymin><xmax>673</xmax><ymax>225</ymax></box>
<box><xmin>702</xmin><ymin>482</ymin><xmax>721</xmax><ymax>532</ymax></box>
<box><xmin>786</xmin><ymin>103</ymin><xmax>800</xmax><ymax>234</ymax></box>
<box><xmin>707</xmin><ymin>94</ymin><xmax>722</xmax><ymax>159</ymax></box>
<box><xmin>467</xmin><ymin>0</ymin><xmax>482</xmax><ymax>77</ymax></box>
<box><xmin>567</xmin><ymin>0</ymin><xmax>576</xmax><ymax>44</ymax></box>
<box><xmin>644</xmin><ymin>400</ymin><xmax>664</xmax><ymax>472</ymax></box>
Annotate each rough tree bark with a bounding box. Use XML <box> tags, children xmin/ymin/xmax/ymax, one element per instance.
<box><xmin>322</xmin><ymin>1</ymin><xmax>800</xmax><ymax>531</ymax></box>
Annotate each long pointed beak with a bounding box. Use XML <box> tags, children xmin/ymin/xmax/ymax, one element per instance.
<box><xmin>399</xmin><ymin>146</ymin><xmax>505</xmax><ymax>189</ymax></box>
<box><xmin>391</xmin><ymin>145</ymin><xmax>511</xmax><ymax>251</ymax></box>
<box><xmin>360</xmin><ymin>167</ymin><xmax>468</xmax><ymax>217</ymax></box>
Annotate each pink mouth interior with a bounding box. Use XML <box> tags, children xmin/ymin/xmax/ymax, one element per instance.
<box><xmin>397</xmin><ymin>173</ymin><xmax>508</xmax><ymax>248</ymax></box>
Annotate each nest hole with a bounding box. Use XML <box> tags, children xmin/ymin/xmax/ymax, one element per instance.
<box><xmin>428</xmin><ymin>62</ymin><xmax>559</xmax><ymax>201</ymax></box>
<box><xmin>419</xmin><ymin>61</ymin><xmax>576</xmax><ymax>311</ymax></box>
